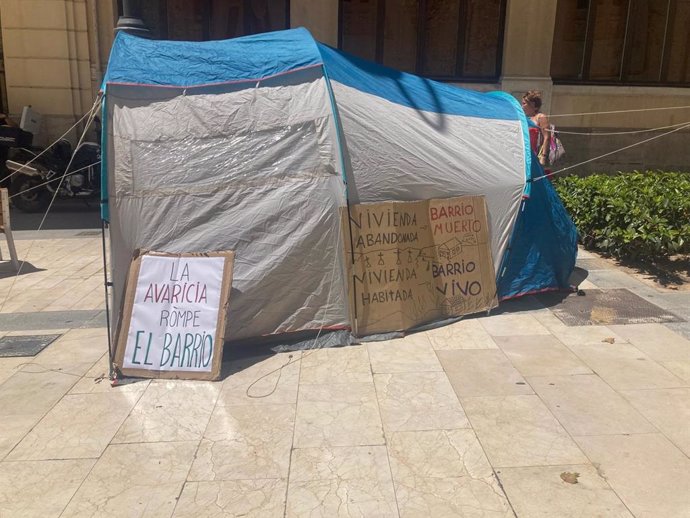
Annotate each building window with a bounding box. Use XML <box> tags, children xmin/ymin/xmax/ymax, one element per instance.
<box><xmin>338</xmin><ymin>0</ymin><xmax>506</xmax><ymax>82</ymax></box>
<box><xmin>552</xmin><ymin>0</ymin><xmax>690</xmax><ymax>85</ymax></box>
<box><xmin>127</xmin><ymin>0</ymin><xmax>289</xmax><ymax>41</ymax></box>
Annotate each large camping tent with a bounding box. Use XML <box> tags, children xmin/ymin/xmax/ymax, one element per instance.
<box><xmin>101</xmin><ymin>28</ymin><xmax>577</xmax><ymax>343</ymax></box>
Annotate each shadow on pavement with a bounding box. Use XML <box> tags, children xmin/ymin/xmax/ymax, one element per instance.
<box><xmin>9</xmin><ymin>200</ymin><xmax>101</xmax><ymax>231</ymax></box>
<box><xmin>569</xmin><ymin>266</ymin><xmax>590</xmax><ymax>287</ymax></box>
<box><xmin>0</xmin><ymin>261</ymin><xmax>45</xmax><ymax>279</ymax></box>
<box><xmin>485</xmin><ymin>266</ymin><xmax>592</xmax><ymax>315</ymax></box>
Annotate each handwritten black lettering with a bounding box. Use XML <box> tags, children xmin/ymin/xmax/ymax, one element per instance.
<box><xmin>353</xmin><ymin>268</ymin><xmax>417</xmax><ymax>285</ymax></box>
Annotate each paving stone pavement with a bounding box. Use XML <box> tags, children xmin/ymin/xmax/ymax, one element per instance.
<box><xmin>1</xmin><ymin>232</ymin><xmax>689</xmax><ymax>517</ymax></box>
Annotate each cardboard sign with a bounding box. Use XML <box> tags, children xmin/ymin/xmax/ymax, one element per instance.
<box><xmin>342</xmin><ymin>196</ymin><xmax>497</xmax><ymax>335</ymax></box>
<box><xmin>114</xmin><ymin>251</ymin><xmax>234</xmax><ymax>380</ymax></box>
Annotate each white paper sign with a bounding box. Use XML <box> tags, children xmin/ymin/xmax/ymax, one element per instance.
<box><xmin>122</xmin><ymin>254</ymin><xmax>226</xmax><ymax>373</ymax></box>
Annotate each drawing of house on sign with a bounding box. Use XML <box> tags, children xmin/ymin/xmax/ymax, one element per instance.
<box><xmin>438</xmin><ymin>238</ymin><xmax>463</xmax><ymax>260</ymax></box>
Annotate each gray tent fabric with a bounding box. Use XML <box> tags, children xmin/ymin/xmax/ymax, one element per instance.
<box><xmin>333</xmin><ymin>82</ymin><xmax>524</xmax><ymax>272</ymax></box>
<box><xmin>107</xmin><ymin>78</ymin><xmax>351</xmax><ymax>341</ymax></box>
<box><xmin>103</xmin><ymin>34</ymin><xmax>530</xmax><ymax>343</ymax></box>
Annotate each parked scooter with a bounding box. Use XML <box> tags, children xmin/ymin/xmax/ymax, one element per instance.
<box><xmin>0</xmin><ymin>124</ymin><xmax>35</xmax><ymax>188</ymax></box>
<box><xmin>6</xmin><ymin>136</ymin><xmax>101</xmax><ymax>213</ymax></box>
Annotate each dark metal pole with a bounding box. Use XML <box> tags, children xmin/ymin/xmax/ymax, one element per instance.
<box><xmin>101</xmin><ymin>218</ymin><xmax>115</xmax><ymax>381</ymax></box>
<box><xmin>115</xmin><ymin>0</ymin><xmax>150</xmax><ymax>37</ymax></box>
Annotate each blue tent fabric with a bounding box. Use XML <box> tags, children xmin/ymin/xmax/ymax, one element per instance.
<box><xmin>497</xmin><ymin>159</ymin><xmax>578</xmax><ymax>299</ymax></box>
<box><xmin>102</xmin><ymin>27</ymin><xmax>322</xmax><ymax>87</ymax></box>
<box><xmin>316</xmin><ymin>44</ymin><xmax>518</xmax><ymax>121</ymax></box>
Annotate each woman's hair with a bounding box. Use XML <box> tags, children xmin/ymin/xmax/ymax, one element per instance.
<box><xmin>522</xmin><ymin>90</ymin><xmax>542</xmax><ymax>111</ymax></box>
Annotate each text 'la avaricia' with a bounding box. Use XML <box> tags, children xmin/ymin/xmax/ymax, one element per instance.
<box><xmin>142</xmin><ymin>261</ymin><xmax>207</xmax><ymax>304</ymax></box>
<box><xmin>143</xmin><ymin>282</ymin><xmax>207</xmax><ymax>304</ymax></box>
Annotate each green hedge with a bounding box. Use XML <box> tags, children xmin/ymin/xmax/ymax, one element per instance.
<box><xmin>553</xmin><ymin>172</ymin><xmax>690</xmax><ymax>260</ymax></box>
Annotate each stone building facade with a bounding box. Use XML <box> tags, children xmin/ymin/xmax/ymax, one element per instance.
<box><xmin>2</xmin><ymin>0</ymin><xmax>689</xmax><ymax>171</ymax></box>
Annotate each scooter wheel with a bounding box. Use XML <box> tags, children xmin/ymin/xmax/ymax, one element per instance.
<box><xmin>10</xmin><ymin>174</ymin><xmax>51</xmax><ymax>213</ymax></box>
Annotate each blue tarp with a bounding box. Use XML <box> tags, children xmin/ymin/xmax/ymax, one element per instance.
<box><xmin>497</xmin><ymin>159</ymin><xmax>578</xmax><ymax>299</ymax></box>
<box><xmin>317</xmin><ymin>44</ymin><xmax>518</xmax><ymax>121</ymax></box>
<box><xmin>102</xmin><ymin>27</ymin><xmax>322</xmax><ymax>87</ymax></box>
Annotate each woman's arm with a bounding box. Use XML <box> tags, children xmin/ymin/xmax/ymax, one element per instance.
<box><xmin>537</xmin><ymin>113</ymin><xmax>551</xmax><ymax>165</ymax></box>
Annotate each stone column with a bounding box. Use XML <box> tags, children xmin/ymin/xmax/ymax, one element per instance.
<box><xmin>114</xmin><ymin>0</ymin><xmax>149</xmax><ymax>37</ymax></box>
<box><xmin>0</xmin><ymin>0</ymin><xmax>98</xmax><ymax>143</ymax></box>
<box><xmin>500</xmin><ymin>0</ymin><xmax>558</xmax><ymax>112</ymax></box>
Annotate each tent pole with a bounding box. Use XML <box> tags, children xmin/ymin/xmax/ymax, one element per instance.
<box><xmin>100</xmin><ymin>218</ymin><xmax>114</xmax><ymax>380</ymax></box>
<box><xmin>321</xmin><ymin>63</ymin><xmax>359</xmax><ymax>334</ymax></box>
